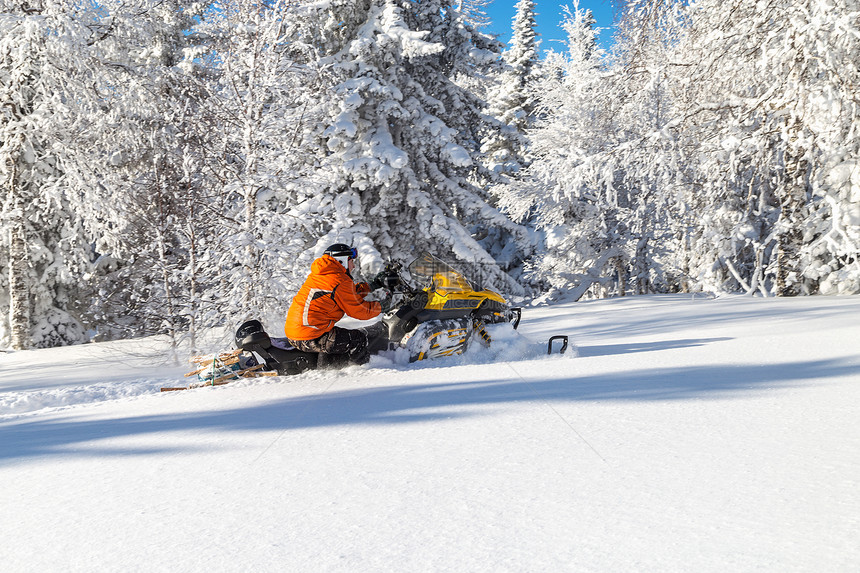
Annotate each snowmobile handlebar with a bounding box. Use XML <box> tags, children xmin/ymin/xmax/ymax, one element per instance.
<box><xmin>380</xmin><ymin>262</ymin><xmax>423</xmax><ymax>296</ymax></box>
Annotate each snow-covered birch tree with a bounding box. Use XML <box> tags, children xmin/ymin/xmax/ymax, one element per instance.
<box><xmin>54</xmin><ymin>0</ymin><xmax>217</xmax><ymax>355</ymax></box>
<box><xmin>177</xmin><ymin>0</ymin><xmax>325</xmax><ymax>331</ymax></box>
<box><xmin>0</xmin><ymin>1</ymin><xmax>99</xmax><ymax>349</ymax></box>
<box><xmin>522</xmin><ymin>2</ymin><xmax>646</xmax><ymax>300</ymax></box>
<box><xmin>667</xmin><ymin>0</ymin><xmax>860</xmax><ymax>295</ymax></box>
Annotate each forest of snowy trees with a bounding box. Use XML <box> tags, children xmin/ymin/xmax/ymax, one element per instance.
<box><xmin>1</xmin><ymin>0</ymin><xmax>858</xmax><ymax>350</ymax></box>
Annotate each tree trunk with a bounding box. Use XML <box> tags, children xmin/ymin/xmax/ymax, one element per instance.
<box><xmin>635</xmin><ymin>237</ymin><xmax>650</xmax><ymax>294</ymax></box>
<box><xmin>154</xmin><ymin>160</ymin><xmax>178</xmax><ymax>363</ymax></box>
<box><xmin>775</xmin><ymin>145</ymin><xmax>808</xmax><ymax>297</ymax></box>
<box><xmin>7</xmin><ymin>179</ymin><xmax>31</xmax><ymax>350</ymax></box>
<box><xmin>244</xmin><ymin>188</ymin><xmax>258</xmax><ymax>308</ymax></box>
<box><xmin>775</xmin><ymin>227</ymin><xmax>803</xmax><ymax>296</ymax></box>
<box><xmin>187</xmin><ymin>210</ymin><xmax>199</xmax><ymax>355</ymax></box>
<box><xmin>614</xmin><ymin>255</ymin><xmax>627</xmax><ymax>296</ymax></box>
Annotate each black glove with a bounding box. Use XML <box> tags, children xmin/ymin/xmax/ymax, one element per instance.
<box><xmin>369</xmin><ymin>271</ymin><xmax>389</xmax><ymax>291</ymax></box>
<box><xmin>383</xmin><ymin>271</ymin><xmax>401</xmax><ymax>290</ymax></box>
<box><xmin>379</xmin><ymin>292</ymin><xmax>394</xmax><ymax>313</ymax></box>
<box><xmin>369</xmin><ymin>263</ymin><xmax>401</xmax><ymax>291</ymax></box>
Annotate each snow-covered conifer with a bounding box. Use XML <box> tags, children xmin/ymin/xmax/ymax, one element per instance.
<box><xmin>286</xmin><ymin>0</ymin><xmax>531</xmax><ymax>294</ymax></box>
<box><xmin>483</xmin><ymin>0</ymin><xmax>541</xmax><ymax>177</ymax></box>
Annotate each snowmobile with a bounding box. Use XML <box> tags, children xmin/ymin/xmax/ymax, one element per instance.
<box><xmin>384</xmin><ymin>252</ymin><xmax>524</xmax><ymax>360</ymax></box>
<box><xmin>166</xmin><ymin>252</ymin><xmax>566</xmax><ymax>390</ymax></box>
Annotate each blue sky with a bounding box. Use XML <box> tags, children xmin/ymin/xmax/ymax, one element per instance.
<box><xmin>481</xmin><ymin>0</ymin><xmax>617</xmax><ymax>53</ymax></box>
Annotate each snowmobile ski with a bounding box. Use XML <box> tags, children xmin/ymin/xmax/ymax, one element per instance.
<box><xmin>547</xmin><ymin>335</ymin><xmax>569</xmax><ymax>355</ymax></box>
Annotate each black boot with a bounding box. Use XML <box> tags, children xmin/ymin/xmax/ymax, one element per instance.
<box><xmin>317</xmin><ymin>352</ymin><xmax>350</xmax><ymax>369</ymax></box>
<box><xmin>362</xmin><ymin>322</ymin><xmax>390</xmax><ymax>354</ymax></box>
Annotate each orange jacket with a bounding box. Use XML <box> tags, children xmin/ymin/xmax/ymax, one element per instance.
<box><xmin>285</xmin><ymin>255</ymin><xmax>381</xmax><ymax>340</ymax></box>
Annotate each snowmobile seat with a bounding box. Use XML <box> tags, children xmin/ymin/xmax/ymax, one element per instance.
<box><xmin>270</xmin><ymin>337</ymin><xmax>295</xmax><ymax>351</ymax></box>
<box><xmin>266</xmin><ymin>344</ymin><xmax>316</xmax><ymax>375</ymax></box>
<box><xmin>233</xmin><ymin>320</ymin><xmax>316</xmax><ymax>375</ymax></box>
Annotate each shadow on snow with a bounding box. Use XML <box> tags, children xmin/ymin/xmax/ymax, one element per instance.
<box><xmin>574</xmin><ymin>338</ymin><xmax>733</xmax><ymax>357</ymax></box>
<box><xmin>1</xmin><ymin>352</ymin><xmax>857</xmax><ymax>463</ymax></box>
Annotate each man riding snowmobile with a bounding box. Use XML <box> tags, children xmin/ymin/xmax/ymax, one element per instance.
<box><xmin>284</xmin><ymin>243</ymin><xmax>391</xmax><ymax>366</ymax></box>
<box><xmin>165</xmin><ymin>250</ymin><xmax>569</xmax><ymax>390</ymax></box>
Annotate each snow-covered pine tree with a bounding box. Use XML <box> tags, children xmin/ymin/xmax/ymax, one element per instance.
<box><xmin>285</xmin><ymin>0</ymin><xmax>531</xmax><ymax>294</ymax></box>
<box><xmin>483</xmin><ymin>0</ymin><xmax>541</xmax><ymax>177</ymax></box>
<box><xmin>479</xmin><ymin>0</ymin><xmax>545</xmax><ymax>285</ymax></box>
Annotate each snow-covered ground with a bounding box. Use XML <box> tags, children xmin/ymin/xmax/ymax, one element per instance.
<box><xmin>1</xmin><ymin>294</ymin><xmax>858</xmax><ymax>572</ymax></box>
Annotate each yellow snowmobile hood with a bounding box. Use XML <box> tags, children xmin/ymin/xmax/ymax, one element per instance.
<box><xmin>423</xmin><ymin>273</ymin><xmax>507</xmax><ymax>311</ymax></box>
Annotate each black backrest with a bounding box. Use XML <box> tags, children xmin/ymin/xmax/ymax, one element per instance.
<box><xmin>235</xmin><ymin>320</ymin><xmax>271</xmax><ymax>350</ymax></box>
